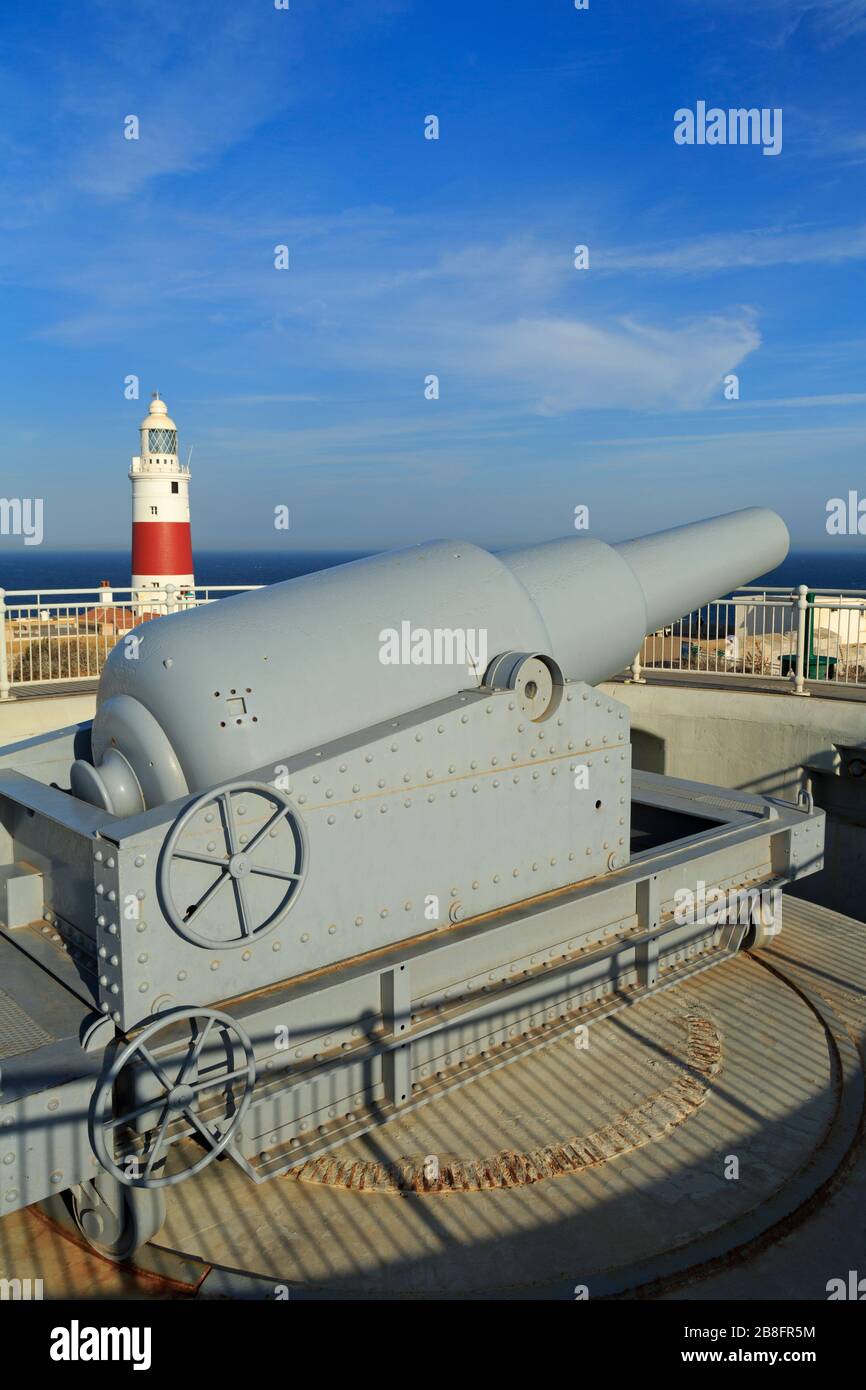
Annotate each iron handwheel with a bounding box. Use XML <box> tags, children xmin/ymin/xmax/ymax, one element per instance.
<box><xmin>89</xmin><ymin>1007</ymin><xmax>256</xmax><ymax>1189</ymax></box>
<box><xmin>159</xmin><ymin>780</ymin><xmax>307</xmax><ymax>949</ymax></box>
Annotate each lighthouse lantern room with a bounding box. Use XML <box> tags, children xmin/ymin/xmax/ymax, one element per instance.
<box><xmin>130</xmin><ymin>393</ymin><xmax>195</xmax><ymax>598</ymax></box>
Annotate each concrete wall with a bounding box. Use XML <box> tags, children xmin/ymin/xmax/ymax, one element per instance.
<box><xmin>0</xmin><ymin>693</ymin><xmax>96</xmax><ymax>745</ymax></box>
<box><xmin>601</xmin><ymin>679</ymin><xmax>866</xmax><ymax>919</ymax></box>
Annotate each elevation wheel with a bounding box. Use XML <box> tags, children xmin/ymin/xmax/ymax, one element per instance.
<box><xmin>159</xmin><ymin>780</ymin><xmax>307</xmax><ymax>948</ymax></box>
<box><xmin>89</xmin><ymin>1007</ymin><xmax>256</xmax><ymax>1190</ymax></box>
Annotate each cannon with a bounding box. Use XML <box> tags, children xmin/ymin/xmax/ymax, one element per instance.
<box><xmin>0</xmin><ymin>508</ymin><xmax>824</xmax><ymax>1258</ymax></box>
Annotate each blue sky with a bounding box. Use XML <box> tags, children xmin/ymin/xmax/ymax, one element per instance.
<box><xmin>1</xmin><ymin>0</ymin><xmax>865</xmax><ymax>552</ymax></box>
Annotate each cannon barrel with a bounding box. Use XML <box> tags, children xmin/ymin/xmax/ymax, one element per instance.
<box><xmin>71</xmin><ymin>507</ymin><xmax>788</xmax><ymax>815</ymax></box>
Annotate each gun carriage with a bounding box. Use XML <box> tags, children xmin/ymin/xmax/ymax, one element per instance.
<box><xmin>0</xmin><ymin>508</ymin><xmax>824</xmax><ymax>1257</ymax></box>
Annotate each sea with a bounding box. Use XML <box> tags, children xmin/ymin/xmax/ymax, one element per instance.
<box><xmin>0</xmin><ymin>547</ymin><xmax>864</xmax><ymax>597</ymax></box>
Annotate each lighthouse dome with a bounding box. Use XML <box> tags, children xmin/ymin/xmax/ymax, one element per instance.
<box><xmin>140</xmin><ymin>392</ymin><xmax>177</xmax><ymax>433</ymax></box>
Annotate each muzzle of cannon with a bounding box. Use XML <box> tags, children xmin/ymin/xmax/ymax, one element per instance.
<box><xmin>0</xmin><ymin>505</ymin><xmax>824</xmax><ymax>1247</ymax></box>
<box><xmin>70</xmin><ymin>507</ymin><xmax>789</xmax><ymax>816</ymax></box>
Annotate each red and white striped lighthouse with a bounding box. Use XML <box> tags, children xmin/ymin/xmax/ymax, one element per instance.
<box><xmin>130</xmin><ymin>392</ymin><xmax>194</xmax><ymax>598</ymax></box>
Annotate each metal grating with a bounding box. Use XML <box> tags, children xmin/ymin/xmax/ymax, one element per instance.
<box><xmin>690</xmin><ymin>791</ymin><xmax>762</xmax><ymax>814</ymax></box>
<box><xmin>0</xmin><ymin>987</ymin><xmax>56</xmax><ymax>1059</ymax></box>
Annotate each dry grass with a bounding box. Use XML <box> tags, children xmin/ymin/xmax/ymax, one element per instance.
<box><xmin>11</xmin><ymin>634</ymin><xmax>108</xmax><ymax>683</ymax></box>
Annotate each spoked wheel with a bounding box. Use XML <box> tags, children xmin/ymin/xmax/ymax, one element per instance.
<box><xmin>159</xmin><ymin>780</ymin><xmax>307</xmax><ymax>949</ymax></box>
<box><xmin>89</xmin><ymin>1007</ymin><xmax>256</xmax><ymax>1190</ymax></box>
<box><xmin>70</xmin><ymin>1174</ymin><xmax>166</xmax><ymax>1262</ymax></box>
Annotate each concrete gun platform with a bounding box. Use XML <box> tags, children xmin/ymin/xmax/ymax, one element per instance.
<box><xmin>4</xmin><ymin>892</ymin><xmax>862</xmax><ymax>1301</ymax></box>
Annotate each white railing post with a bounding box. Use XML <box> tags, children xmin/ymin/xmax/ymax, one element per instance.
<box><xmin>792</xmin><ymin>584</ymin><xmax>811</xmax><ymax>697</ymax></box>
<box><xmin>626</xmin><ymin>649</ymin><xmax>646</xmax><ymax>684</ymax></box>
<box><xmin>164</xmin><ymin>583</ymin><xmax>177</xmax><ymax>615</ymax></box>
<box><xmin>0</xmin><ymin>589</ymin><xmax>10</xmax><ymax>700</ymax></box>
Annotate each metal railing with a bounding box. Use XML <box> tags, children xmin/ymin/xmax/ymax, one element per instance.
<box><xmin>4</xmin><ymin>577</ymin><xmax>865</xmax><ymax>702</ymax></box>
<box><xmin>0</xmin><ymin>583</ymin><xmax>262</xmax><ymax>698</ymax></box>
<box><xmin>632</xmin><ymin>584</ymin><xmax>866</xmax><ymax>695</ymax></box>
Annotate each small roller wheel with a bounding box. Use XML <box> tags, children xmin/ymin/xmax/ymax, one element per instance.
<box><xmin>743</xmin><ymin>893</ymin><xmax>781</xmax><ymax>951</ymax></box>
<box><xmin>70</xmin><ymin>1173</ymin><xmax>166</xmax><ymax>1262</ymax></box>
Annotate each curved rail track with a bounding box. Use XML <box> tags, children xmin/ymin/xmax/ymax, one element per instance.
<box><xmin>10</xmin><ymin>899</ymin><xmax>865</xmax><ymax>1301</ymax></box>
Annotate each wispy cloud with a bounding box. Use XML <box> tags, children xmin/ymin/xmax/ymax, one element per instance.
<box><xmin>601</xmin><ymin>224</ymin><xmax>866</xmax><ymax>275</ymax></box>
<box><xmin>692</xmin><ymin>0</ymin><xmax>866</xmax><ymax>47</ymax></box>
<box><xmin>439</xmin><ymin>313</ymin><xmax>761</xmax><ymax>414</ymax></box>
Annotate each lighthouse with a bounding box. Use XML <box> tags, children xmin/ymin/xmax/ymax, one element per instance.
<box><xmin>130</xmin><ymin>393</ymin><xmax>195</xmax><ymax>600</ymax></box>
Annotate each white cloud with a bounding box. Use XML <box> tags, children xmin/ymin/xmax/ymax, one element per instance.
<box><xmin>451</xmin><ymin>312</ymin><xmax>761</xmax><ymax>414</ymax></box>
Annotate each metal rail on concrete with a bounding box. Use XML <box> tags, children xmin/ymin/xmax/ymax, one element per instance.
<box><xmin>632</xmin><ymin>584</ymin><xmax>866</xmax><ymax>696</ymax></box>
<box><xmin>0</xmin><ymin>583</ymin><xmax>262</xmax><ymax>699</ymax></box>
